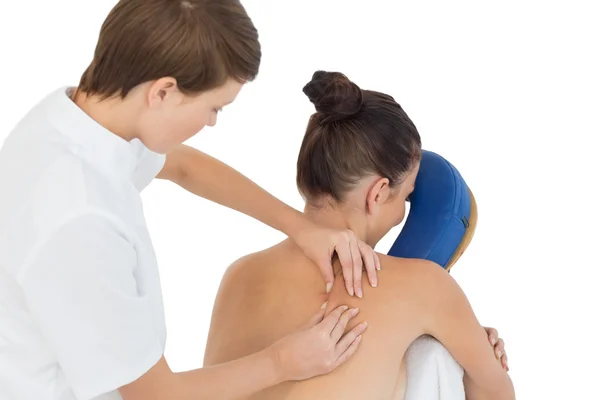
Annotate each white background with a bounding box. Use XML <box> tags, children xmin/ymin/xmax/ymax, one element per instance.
<box><xmin>1</xmin><ymin>0</ymin><xmax>599</xmax><ymax>398</ymax></box>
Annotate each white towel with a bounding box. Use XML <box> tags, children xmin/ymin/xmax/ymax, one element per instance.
<box><xmin>404</xmin><ymin>335</ymin><xmax>465</xmax><ymax>400</ymax></box>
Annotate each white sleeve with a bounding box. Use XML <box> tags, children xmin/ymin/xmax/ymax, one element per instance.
<box><xmin>130</xmin><ymin>139</ymin><xmax>166</xmax><ymax>191</ymax></box>
<box><xmin>18</xmin><ymin>213</ymin><xmax>164</xmax><ymax>400</ymax></box>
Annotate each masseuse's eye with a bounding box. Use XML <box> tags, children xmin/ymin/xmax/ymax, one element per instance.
<box><xmin>213</xmin><ymin>108</ymin><xmax>222</xmax><ymax>114</ymax></box>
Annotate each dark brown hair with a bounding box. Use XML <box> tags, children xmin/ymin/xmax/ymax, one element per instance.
<box><xmin>297</xmin><ymin>71</ymin><xmax>422</xmax><ymax>202</ymax></box>
<box><xmin>76</xmin><ymin>0</ymin><xmax>261</xmax><ymax>99</ymax></box>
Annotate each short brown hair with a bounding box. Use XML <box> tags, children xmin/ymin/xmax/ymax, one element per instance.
<box><xmin>297</xmin><ymin>71</ymin><xmax>422</xmax><ymax>203</ymax></box>
<box><xmin>77</xmin><ymin>0</ymin><xmax>261</xmax><ymax>99</ymax></box>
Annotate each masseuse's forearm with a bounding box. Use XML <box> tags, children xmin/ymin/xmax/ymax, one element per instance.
<box><xmin>165</xmin><ymin>145</ymin><xmax>309</xmax><ymax>237</ymax></box>
<box><xmin>176</xmin><ymin>347</ymin><xmax>282</xmax><ymax>399</ymax></box>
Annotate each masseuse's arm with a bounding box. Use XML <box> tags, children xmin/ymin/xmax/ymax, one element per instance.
<box><xmin>20</xmin><ymin>211</ymin><xmax>365</xmax><ymax>400</ymax></box>
<box><xmin>419</xmin><ymin>262</ymin><xmax>516</xmax><ymax>400</ymax></box>
<box><xmin>120</xmin><ymin>354</ymin><xmax>280</xmax><ymax>400</ymax></box>
<box><xmin>121</xmin><ymin>303</ymin><xmax>364</xmax><ymax>400</ymax></box>
<box><xmin>157</xmin><ymin>144</ymin><xmax>380</xmax><ymax>296</ymax></box>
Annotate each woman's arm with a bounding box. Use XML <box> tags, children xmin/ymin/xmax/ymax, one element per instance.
<box><xmin>483</xmin><ymin>327</ymin><xmax>509</xmax><ymax>371</ymax></box>
<box><xmin>157</xmin><ymin>144</ymin><xmax>379</xmax><ymax>296</ymax></box>
<box><xmin>418</xmin><ymin>261</ymin><xmax>515</xmax><ymax>400</ymax></box>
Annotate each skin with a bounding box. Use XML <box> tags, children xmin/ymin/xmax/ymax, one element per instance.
<box><xmin>204</xmin><ymin>167</ymin><xmax>516</xmax><ymax>399</ymax></box>
<box><xmin>71</xmin><ymin>78</ymin><xmax>379</xmax><ymax>399</ymax></box>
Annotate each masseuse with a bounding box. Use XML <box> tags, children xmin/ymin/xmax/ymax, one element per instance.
<box><xmin>0</xmin><ymin>1</ymin><xmax>380</xmax><ymax>400</ymax></box>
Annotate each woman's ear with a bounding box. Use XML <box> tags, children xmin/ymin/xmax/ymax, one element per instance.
<box><xmin>366</xmin><ymin>177</ymin><xmax>391</xmax><ymax>215</ymax></box>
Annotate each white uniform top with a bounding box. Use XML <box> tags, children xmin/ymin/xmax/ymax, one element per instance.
<box><xmin>0</xmin><ymin>87</ymin><xmax>167</xmax><ymax>400</ymax></box>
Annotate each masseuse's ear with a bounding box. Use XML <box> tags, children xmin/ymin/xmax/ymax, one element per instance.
<box><xmin>366</xmin><ymin>177</ymin><xmax>391</xmax><ymax>215</ymax></box>
<box><xmin>147</xmin><ymin>77</ymin><xmax>182</xmax><ymax>109</ymax></box>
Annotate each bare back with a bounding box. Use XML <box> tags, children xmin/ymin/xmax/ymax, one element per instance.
<box><xmin>203</xmin><ymin>240</ymin><xmax>440</xmax><ymax>400</ymax></box>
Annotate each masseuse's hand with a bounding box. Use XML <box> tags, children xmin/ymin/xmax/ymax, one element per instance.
<box><xmin>484</xmin><ymin>326</ymin><xmax>509</xmax><ymax>371</ymax></box>
<box><xmin>269</xmin><ymin>303</ymin><xmax>368</xmax><ymax>381</ymax></box>
<box><xmin>293</xmin><ymin>223</ymin><xmax>380</xmax><ymax>298</ymax></box>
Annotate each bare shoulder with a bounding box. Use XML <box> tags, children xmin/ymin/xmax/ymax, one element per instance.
<box><xmin>321</xmin><ymin>256</ymin><xmax>458</xmax><ymax>366</ymax></box>
<box><xmin>378</xmin><ymin>257</ymin><xmax>515</xmax><ymax>399</ymax></box>
<box><xmin>325</xmin><ymin>255</ymin><xmax>453</xmax><ymax>324</ymax></box>
<box><xmin>377</xmin><ymin>254</ymin><xmax>453</xmax><ymax>288</ymax></box>
<box><xmin>218</xmin><ymin>249</ymin><xmax>269</xmax><ymax>288</ymax></box>
<box><xmin>222</xmin><ymin>240</ymin><xmax>292</xmax><ymax>273</ymax></box>
<box><xmin>376</xmin><ymin>254</ymin><xmax>479</xmax><ymax>329</ymax></box>
<box><xmin>362</xmin><ymin>254</ymin><xmax>465</xmax><ymax>314</ymax></box>
<box><xmin>221</xmin><ymin>250</ymin><xmax>263</xmax><ymax>279</ymax></box>
<box><xmin>218</xmin><ymin>240</ymin><xmax>293</xmax><ymax>289</ymax></box>
<box><xmin>204</xmin><ymin>243</ymin><xmax>286</xmax><ymax>365</ymax></box>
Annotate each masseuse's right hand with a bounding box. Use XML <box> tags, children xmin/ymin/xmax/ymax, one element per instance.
<box><xmin>269</xmin><ymin>304</ymin><xmax>367</xmax><ymax>382</ymax></box>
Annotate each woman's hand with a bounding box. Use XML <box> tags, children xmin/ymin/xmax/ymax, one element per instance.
<box><xmin>268</xmin><ymin>304</ymin><xmax>368</xmax><ymax>382</ymax></box>
<box><xmin>484</xmin><ymin>326</ymin><xmax>509</xmax><ymax>371</ymax></box>
<box><xmin>292</xmin><ymin>223</ymin><xmax>380</xmax><ymax>298</ymax></box>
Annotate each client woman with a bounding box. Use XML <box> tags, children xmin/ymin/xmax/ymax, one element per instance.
<box><xmin>203</xmin><ymin>71</ymin><xmax>515</xmax><ymax>400</ymax></box>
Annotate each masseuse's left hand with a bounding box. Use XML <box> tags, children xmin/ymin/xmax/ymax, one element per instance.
<box><xmin>293</xmin><ymin>223</ymin><xmax>380</xmax><ymax>298</ymax></box>
<box><xmin>484</xmin><ymin>326</ymin><xmax>509</xmax><ymax>371</ymax></box>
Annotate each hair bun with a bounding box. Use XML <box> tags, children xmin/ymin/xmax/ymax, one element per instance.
<box><xmin>303</xmin><ymin>71</ymin><xmax>363</xmax><ymax>121</ymax></box>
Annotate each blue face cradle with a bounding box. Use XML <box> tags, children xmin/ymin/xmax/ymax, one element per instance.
<box><xmin>387</xmin><ymin>150</ymin><xmax>477</xmax><ymax>271</ymax></box>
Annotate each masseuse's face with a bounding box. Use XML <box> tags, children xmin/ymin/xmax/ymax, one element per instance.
<box><xmin>138</xmin><ymin>78</ymin><xmax>244</xmax><ymax>154</ymax></box>
<box><xmin>366</xmin><ymin>163</ymin><xmax>419</xmax><ymax>246</ymax></box>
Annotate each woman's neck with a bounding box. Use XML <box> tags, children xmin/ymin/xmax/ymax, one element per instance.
<box><xmin>303</xmin><ymin>202</ymin><xmax>371</xmax><ymax>246</ymax></box>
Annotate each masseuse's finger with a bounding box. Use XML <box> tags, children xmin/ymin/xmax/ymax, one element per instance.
<box><xmin>318</xmin><ymin>305</ymin><xmax>349</xmax><ymax>333</ymax></box>
<box><xmin>348</xmin><ymin>233</ymin><xmax>363</xmax><ymax>298</ymax></box>
<box><xmin>359</xmin><ymin>240</ymin><xmax>379</xmax><ymax>289</ymax></box>
<box><xmin>334</xmin><ymin>322</ymin><xmax>368</xmax><ymax>368</ymax></box>
<box><xmin>335</xmin><ymin>231</ymin><xmax>355</xmax><ymax>297</ymax></box>
<box><xmin>330</xmin><ymin>307</ymin><xmax>360</xmax><ymax>342</ymax></box>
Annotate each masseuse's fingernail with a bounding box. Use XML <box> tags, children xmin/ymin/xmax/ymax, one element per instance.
<box><xmin>371</xmin><ymin>280</ymin><xmax>377</xmax><ymax>288</ymax></box>
<box><xmin>321</xmin><ymin>301</ymin><xmax>328</xmax><ymax>310</ymax></box>
<box><xmin>326</xmin><ymin>283</ymin><xmax>333</xmax><ymax>293</ymax></box>
<box><xmin>356</xmin><ymin>288</ymin><xmax>363</xmax><ymax>298</ymax></box>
